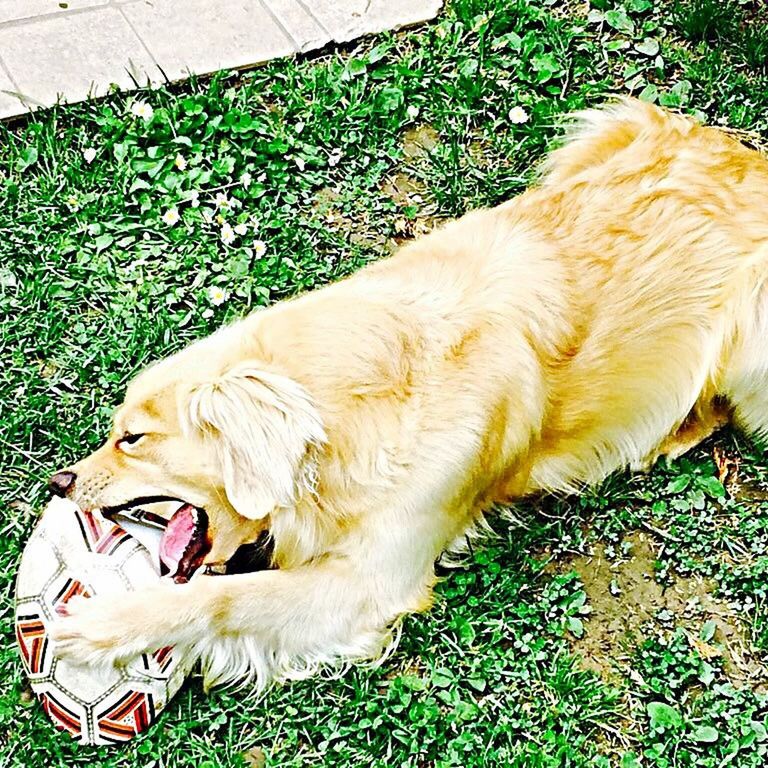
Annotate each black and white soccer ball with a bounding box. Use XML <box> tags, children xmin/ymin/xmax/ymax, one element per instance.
<box><xmin>15</xmin><ymin>498</ymin><xmax>198</xmax><ymax>745</ymax></box>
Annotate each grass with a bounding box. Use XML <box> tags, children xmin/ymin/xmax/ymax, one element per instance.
<box><xmin>2</xmin><ymin>0</ymin><xmax>768</xmax><ymax>765</ymax></box>
<box><xmin>671</xmin><ymin>0</ymin><xmax>738</xmax><ymax>43</ymax></box>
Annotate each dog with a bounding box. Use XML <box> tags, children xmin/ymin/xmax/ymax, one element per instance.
<box><xmin>49</xmin><ymin>98</ymin><xmax>768</xmax><ymax>691</ymax></box>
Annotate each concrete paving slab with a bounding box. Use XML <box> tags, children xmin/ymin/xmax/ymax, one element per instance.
<box><xmin>263</xmin><ymin>0</ymin><xmax>330</xmax><ymax>52</ymax></box>
<box><xmin>311</xmin><ymin>0</ymin><xmax>444</xmax><ymax>43</ymax></box>
<box><xmin>120</xmin><ymin>0</ymin><xmax>297</xmax><ymax>82</ymax></box>
<box><xmin>0</xmin><ymin>7</ymin><xmax>157</xmax><ymax>111</ymax></box>
<box><xmin>0</xmin><ymin>0</ymin><xmax>107</xmax><ymax>25</ymax></box>
<box><xmin>0</xmin><ymin>0</ymin><xmax>443</xmax><ymax>120</ymax></box>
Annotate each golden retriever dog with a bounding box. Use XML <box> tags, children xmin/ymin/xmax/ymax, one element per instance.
<box><xmin>50</xmin><ymin>98</ymin><xmax>768</xmax><ymax>691</ymax></box>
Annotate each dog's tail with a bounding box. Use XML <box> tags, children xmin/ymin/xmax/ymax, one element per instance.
<box><xmin>536</xmin><ymin>97</ymin><xmax>695</xmax><ymax>186</ymax></box>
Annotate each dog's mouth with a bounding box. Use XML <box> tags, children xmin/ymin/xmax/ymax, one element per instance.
<box><xmin>102</xmin><ymin>497</ymin><xmax>212</xmax><ymax>583</ymax></box>
<box><xmin>158</xmin><ymin>505</ymin><xmax>211</xmax><ymax>583</ymax></box>
<box><xmin>101</xmin><ymin>497</ymin><xmax>274</xmax><ymax>582</ymax></box>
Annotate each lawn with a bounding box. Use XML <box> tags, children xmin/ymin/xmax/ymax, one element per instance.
<box><xmin>2</xmin><ymin>0</ymin><xmax>768</xmax><ymax>765</ymax></box>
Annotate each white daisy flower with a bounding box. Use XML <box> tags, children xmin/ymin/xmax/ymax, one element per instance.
<box><xmin>253</xmin><ymin>239</ymin><xmax>267</xmax><ymax>258</ymax></box>
<box><xmin>208</xmin><ymin>285</ymin><xmax>228</xmax><ymax>306</ymax></box>
<box><xmin>234</xmin><ymin>222</ymin><xmax>248</xmax><ymax>236</ymax></box>
<box><xmin>240</xmin><ymin>172</ymin><xmax>252</xmax><ymax>189</ymax></box>
<box><xmin>215</xmin><ymin>192</ymin><xmax>231</xmax><ymax>209</ymax></box>
<box><xmin>406</xmin><ymin>105</ymin><xmax>420</xmax><ymax>120</ymax></box>
<box><xmin>220</xmin><ymin>222</ymin><xmax>235</xmax><ymax>245</ymax></box>
<box><xmin>65</xmin><ymin>195</ymin><xmax>79</xmax><ymax>211</ymax></box>
<box><xmin>83</xmin><ymin>147</ymin><xmax>97</xmax><ymax>164</ymax></box>
<box><xmin>161</xmin><ymin>208</ymin><xmax>180</xmax><ymax>226</ymax></box>
<box><xmin>130</xmin><ymin>100</ymin><xmax>154</xmax><ymax>121</ymax></box>
<box><xmin>174</xmin><ymin>154</ymin><xmax>187</xmax><ymax>171</ymax></box>
<box><xmin>508</xmin><ymin>106</ymin><xmax>530</xmax><ymax>124</ymax></box>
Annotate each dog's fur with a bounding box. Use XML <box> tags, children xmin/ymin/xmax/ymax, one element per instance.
<box><xmin>52</xmin><ymin>99</ymin><xmax>768</xmax><ymax>691</ymax></box>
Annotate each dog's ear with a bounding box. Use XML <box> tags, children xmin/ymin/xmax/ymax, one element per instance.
<box><xmin>186</xmin><ymin>366</ymin><xmax>326</xmax><ymax>520</ymax></box>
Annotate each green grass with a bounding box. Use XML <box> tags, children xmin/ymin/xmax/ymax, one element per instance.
<box><xmin>671</xmin><ymin>0</ymin><xmax>738</xmax><ymax>43</ymax></box>
<box><xmin>2</xmin><ymin>0</ymin><xmax>768</xmax><ymax>765</ymax></box>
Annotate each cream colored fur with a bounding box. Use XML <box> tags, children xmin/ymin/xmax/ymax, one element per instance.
<box><xmin>52</xmin><ymin>99</ymin><xmax>768</xmax><ymax>692</ymax></box>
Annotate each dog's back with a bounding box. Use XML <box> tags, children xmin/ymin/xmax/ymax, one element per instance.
<box><xmin>242</xmin><ymin>101</ymin><xmax>768</xmax><ymax>506</ymax></box>
<box><xmin>317</xmin><ymin>100</ymin><xmax>768</xmax><ymax>497</ymax></box>
<box><xmin>489</xmin><ymin>99</ymin><xmax>768</xmax><ymax>490</ymax></box>
<box><xmin>149</xmin><ymin>99</ymin><xmax>768</xmax><ymax>519</ymax></box>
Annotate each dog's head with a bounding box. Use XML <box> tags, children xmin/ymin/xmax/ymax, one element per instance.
<box><xmin>51</xmin><ymin>349</ymin><xmax>326</xmax><ymax>570</ymax></box>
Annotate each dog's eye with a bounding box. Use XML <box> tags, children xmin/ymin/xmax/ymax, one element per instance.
<box><xmin>119</xmin><ymin>433</ymin><xmax>145</xmax><ymax>448</ymax></box>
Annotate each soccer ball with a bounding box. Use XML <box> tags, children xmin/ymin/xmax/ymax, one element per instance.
<box><xmin>14</xmin><ymin>498</ymin><xmax>198</xmax><ymax>745</ymax></box>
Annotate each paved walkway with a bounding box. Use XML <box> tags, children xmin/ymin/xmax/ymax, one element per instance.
<box><xmin>0</xmin><ymin>0</ymin><xmax>442</xmax><ymax>120</ymax></box>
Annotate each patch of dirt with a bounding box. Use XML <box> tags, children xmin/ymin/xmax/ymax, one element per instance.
<box><xmin>546</xmin><ymin>0</ymin><xmax>589</xmax><ymax>21</ymax></box>
<box><xmin>383</xmin><ymin>656</ymin><xmax>427</xmax><ymax>682</ymax></box>
<box><xmin>566</xmin><ymin>531</ymin><xmax>766</xmax><ymax>690</ymax></box>
<box><xmin>393</xmin><ymin>124</ymin><xmax>445</xmax><ymax>238</ymax></box>
<box><xmin>402</xmin><ymin>124</ymin><xmax>439</xmax><ymax>160</ymax></box>
<box><xmin>312</xmin><ymin>186</ymin><xmax>390</xmax><ymax>252</ymax></box>
<box><xmin>714</xmin><ymin>443</ymin><xmax>768</xmax><ymax>501</ymax></box>
<box><xmin>37</xmin><ymin>359</ymin><xmax>59</xmax><ymax>378</ymax></box>
<box><xmin>380</xmin><ymin>172</ymin><xmax>425</xmax><ymax>208</ymax></box>
<box><xmin>313</xmin><ymin>185</ymin><xmax>341</xmax><ymax>213</ymax></box>
<box><xmin>241</xmin><ymin>746</ymin><xmax>267</xmax><ymax>768</ymax></box>
<box><xmin>313</xmin><ymin>126</ymin><xmax>446</xmax><ymax>251</ymax></box>
<box><xmin>468</xmin><ymin>138</ymin><xmax>495</xmax><ymax>168</ymax></box>
<box><xmin>9</xmin><ymin>499</ymin><xmax>34</xmax><ymax>517</ymax></box>
<box><xmin>379</xmin><ymin>171</ymin><xmax>441</xmax><ymax>242</ymax></box>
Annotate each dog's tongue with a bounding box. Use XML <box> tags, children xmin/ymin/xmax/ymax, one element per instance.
<box><xmin>159</xmin><ymin>504</ymin><xmax>210</xmax><ymax>583</ymax></box>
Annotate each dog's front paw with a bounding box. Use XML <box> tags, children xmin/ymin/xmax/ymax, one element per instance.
<box><xmin>50</xmin><ymin>593</ymin><xmax>151</xmax><ymax>668</ymax></box>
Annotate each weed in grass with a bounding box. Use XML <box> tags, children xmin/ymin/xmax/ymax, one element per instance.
<box><xmin>739</xmin><ymin>22</ymin><xmax>768</xmax><ymax>73</ymax></box>
<box><xmin>671</xmin><ymin>0</ymin><xmax>738</xmax><ymax>43</ymax></box>
<box><xmin>632</xmin><ymin>630</ymin><xmax>768</xmax><ymax>767</ymax></box>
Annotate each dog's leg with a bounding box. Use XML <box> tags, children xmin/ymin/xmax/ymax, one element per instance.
<box><xmin>723</xmin><ymin>290</ymin><xmax>768</xmax><ymax>444</ymax></box>
<box><xmin>657</xmin><ymin>398</ymin><xmax>731</xmax><ymax>461</ymax></box>
<box><xmin>51</xmin><ymin>555</ymin><xmax>434</xmax><ymax>687</ymax></box>
<box><xmin>631</xmin><ymin>397</ymin><xmax>730</xmax><ymax>471</ymax></box>
<box><xmin>50</xmin><ymin>494</ymin><xmax>449</xmax><ymax>687</ymax></box>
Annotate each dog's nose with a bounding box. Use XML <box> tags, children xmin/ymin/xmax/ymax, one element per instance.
<box><xmin>49</xmin><ymin>471</ymin><xmax>77</xmax><ymax>497</ymax></box>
